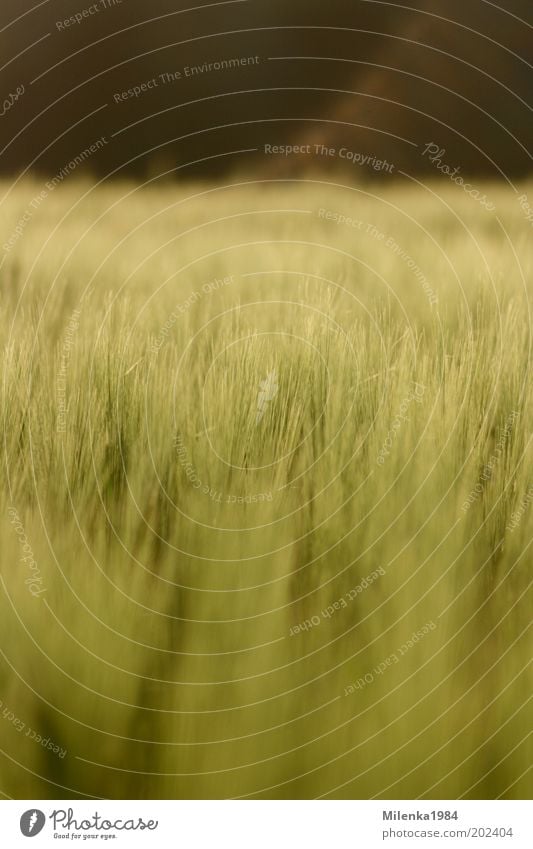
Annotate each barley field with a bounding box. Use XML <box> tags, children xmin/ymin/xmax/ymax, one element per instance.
<box><xmin>0</xmin><ymin>177</ymin><xmax>531</xmax><ymax>799</ymax></box>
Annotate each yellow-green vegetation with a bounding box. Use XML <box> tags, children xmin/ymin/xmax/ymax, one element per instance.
<box><xmin>0</xmin><ymin>177</ymin><xmax>531</xmax><ymax>799</ymax></box>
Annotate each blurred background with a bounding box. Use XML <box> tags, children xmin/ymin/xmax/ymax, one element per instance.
<box><xmin>1</xmin><ymin>0</ymin><xmax>531</xmax><ymax>181</ymax></box>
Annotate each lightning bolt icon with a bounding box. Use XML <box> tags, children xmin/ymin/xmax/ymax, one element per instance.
<box><xmin>28</xmin><ymin>811</ymin><xmax>38</xmax><ymax>833</ymax></box>
<box><xmin>256</xmin><ymin>370</ymin><xmax>279</xmax><ymax>424</ymax></box>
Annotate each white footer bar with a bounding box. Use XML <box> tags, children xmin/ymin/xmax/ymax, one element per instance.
<box><xmin>1</xmin><ymin>800</ymin><xmax>531</xmax><ymax>847</ymax></box>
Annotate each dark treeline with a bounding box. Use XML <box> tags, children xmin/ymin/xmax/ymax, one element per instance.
<box><xmin>0</xmin><ymin>0</ymin><xmax>531</xmax><ymax>181</ymax></box>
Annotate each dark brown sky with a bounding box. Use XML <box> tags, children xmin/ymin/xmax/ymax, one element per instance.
<box><xmin>1</xmin><ymin>0</ymin><xmax>531</xmax><ymax>180</ymax></box>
